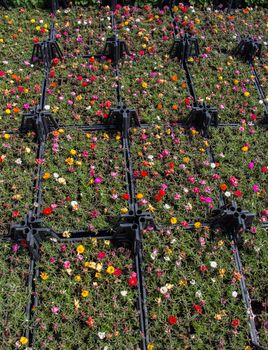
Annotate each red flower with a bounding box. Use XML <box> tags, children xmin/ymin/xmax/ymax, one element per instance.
<box><xmin>154</xmin><ymin>195</ymin><xmax>162</xmax><ymax>202</ymax></box>
<box><xmin>12</xmin><ymin>210</ymin><xmax>20</xmax><ymax>218</ymax></box>
<box><xmin>82</xmin><ymin>81</ymin><xmax>88</xmax><ymax>87</ymax></box>
<box><xmin>65</xmin><ymin>196</ymin><xmax>71</xmax><ymax>201</ymax></box>
<box><xmin>86</xmin><ymin>316</ymin><xmax>94</xmax><ymax>328</ymax></box>
<box><xmin>231</xmin><ymin>319</ymin><xmax>240</xmax><ymax>328</ymax></box>
<box><xmin>158</xmin><ymin>189</ymin><xmax>166</xmax><ymax>196</ymax></box>
<box><xmin>113</xmin><ymin>268</ymin><xmax>122</xmax><ymax>277</ymax></box>
<box><xmin>168</xmin><ymin>315</ymin><xmax>177</xmax><ymax>325</ymax></box>
<box><xmin>52</xmin><ymin>58</ymin><xmax>60</xmax><ymax>65</ymax></box>
<box><xmin>193</xmin><ymin>304</ymin><xmax>203</xmax><ymax>314</ymax></box>
<box><xmin>42</xmin><ymin>207</ymin><xmax>53</xmax><ymax>215</ymax></box>
<box><xmin>261</xmin><ymin>166</ymin><xmax>267</xmax><ymax>173</ymax></box>
<box><xmin>234</xmin><ymin>190</ymin><xmax>242</xmax><ymax>197</ymax></box>
<box><xmin>33</xmin><ymin>37</ymin><xmax>39</xmax><ymax>43</ymax></box>
<box><xmin>97</xmin><ymin>251</ymin><xmax>106</xmax><ymax>259</ymax></box>
<box><xmin>199</xmin><ymin>264</ymin><xmax>208</xmax><ymax>273</ymax></box>
<box><xmin>89</xmin><ymin>56</ymin><xmax>95</xmax><ymax>63</ymax></box>
<box><xmin>49</xmin><ymin>71</ymin><xmax>55</xmax><ymax>77</ymax></box>
<box><xmin>128</xmin><ymin>276</ymin><xmax>138</xmax><ymax>287</ymax></box>
<box><xmin>122</xmin><ymin>193</ymin><xmax>130</xmax><ymax>200</ymax></box>
<box><xmin>141</xmin><ymin>170</ymin><xmax>148</xmax><ymax>177</ymax></box>
<box><xmin>90</xmin><ymin>143</ymin><xmax>96</xmax><ymax>149</ymax></box>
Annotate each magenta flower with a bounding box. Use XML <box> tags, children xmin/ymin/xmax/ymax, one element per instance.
<box><xmin>252</xmin><ymin>184</ymin><xmax>259</xmax><ymax>192</ymax></box>
<box><xmin>12</xmin><ymin>244</ymin><xmax>20</xmax><ymax>252</ymax></box>
<box><xmin>248</xmin><ymin>162</ymin><xmax>255</xmax><ymax>169</ymax></box>
<box><xmin>63</xmin><ymin>261</ymin><xmax>71</xmax><ymax>269</ymax></box>
<box><xmin>94</xmin><ymin>177</ymin><xmax>102</xmax><ymax>184</ymax></box>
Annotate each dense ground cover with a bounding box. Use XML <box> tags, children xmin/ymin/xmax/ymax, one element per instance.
<box><xmin>32</xmin><ymin>239</ymin><xmax>140</xmax><ymax>350</ymax></box>
<box><xmin>0</xmin><ymin>241</ymin><xmax>31</xmax><ymax>350</ymax></box>
<box><xmin>0</xmin><ymin>3</ymin><xmax>267</xmax><ymax>350</ymax></box>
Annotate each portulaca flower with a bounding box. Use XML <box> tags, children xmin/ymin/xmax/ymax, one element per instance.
<box><xmin>98</xmin><ymin>332</ymin><xmax>106</xmax><ymax>340</ymax></box>
<box><xmin>210</xmin><ymin>261</ymin><xmax>217</xmax><ymax>268</ymax></box>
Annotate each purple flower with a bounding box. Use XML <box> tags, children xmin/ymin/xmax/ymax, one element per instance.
<box><xmin>12</xmin><ymin>244</ymin><xmax>20</xmax><ymax>252</ymax></box>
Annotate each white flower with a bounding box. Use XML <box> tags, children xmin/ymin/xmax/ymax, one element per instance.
<box><xmin>44</xmin><ymin>105</ymin><xmax>50</xmax><ymax>111</ymax></box>
<box><xmin>53</xmin><ymin>172</ymin><xmax>59</xmax><ymax>178</ymax></box>
<box><xmin>195</xmin><ymin>290</ymin><xmax>202</xmax><ymax>298</ymax></box>
<box><xmin>120</xmin><ymin>290</ymin><xmax>127</xmax><ymax>297</ymax></box>
<box><xmin>210</xmin><ymin>163</ymin><xmax>216</xmax><ymax>168</ymax></box>
<box><xmin>148</xmin><ymin>155</ymin><xmax>154</xmax><ymax>160</ymax></box>
<box><xmin>98</xmin><ymin>332</ymin><xmax>106</xmax><ymax>340</ymax></box>
<box><xmin>39</xmin><ymin>19</ymin><xmax>44</xmax><ymax>24</ymax></box>
<box><xmin>225</xmin><ymin>191</ymin><xmax>231</xmax><ymax>197</ymax></box>
<box><xmin>211</xmin><ymin>278</ymin><xmax>216</xmax><ymax>283</ymax></box>
<box><xmin>232</xmin><ymin>291</ymin><xmax>238</xmax><ymax>298</ymax></box>
<box><xmin>15</xmin><ymin>158</ymin><xmax>22</xmax><ymax>165</ymax></box>
<box><xmin>164</xmin><ymin>256</ymin><xmax>171</xmax><ymax>262</ymax></box>
<box><xmin>163</xmin><ymin>204</ymin><xmax>171</xmax><ymax>210</ymax></box>
<box><xmin>210</xmin><ymin>261</ymin><xmax>217</xmax><ymax>268</ymax></box>
<box><xmin>190</xmin><ymin>279</ymin><xmax>195</xmax><ymax>285</ymax></box>
<box><xmin>57</xmin><ymin>177</ymin><xmax>66</xmax><ymax>185</ymax></box>
<box><xmin>160</xmin><ymin>286</ymin><xmax>168</xmax><ymax>294</ymax></box>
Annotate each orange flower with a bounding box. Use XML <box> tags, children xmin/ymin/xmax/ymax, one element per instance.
<box><xmin>13</xmin><ymin>107</ymin><xmax>20</xmax><ymax>113</ymax></box>
<box><xmin>220</xmin><ymin>184</ymin><xmax>227</xmax><ymax>191</ymax></box>
<box><xmin>172</xmin><ymin>104</ymin><xmax>178</xmax><ymax>110</ymax></box>
<box><xmin>233</xmin><ymin>271</ymin><xmax>242</xmax><ymax>281</ymax></box>
<box><xmin>51</xmin><ymin>130</ymin><xmax>60</xmax><ymax>138</ymax></box>
<box><xmin>157</xmin><ymin>103</ymin><xmax>163</xmax><ymax>110</ymax></box>
<box><xmin>181</xmin><ymin>83</ymin><xmax>187</xmax><ymax>89</ymax></box>
<box><xmin>171</xmin><ymin>74</ymin><xmax>178</xmax><ymax>81</ymax></box>
<box><xmin>50</xmin><ymin>82</ymin><xmax>57</xmax><ymax>88</ymax></box>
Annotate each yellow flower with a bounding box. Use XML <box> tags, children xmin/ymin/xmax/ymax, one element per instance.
<box><xmin>188</xmin><ymin>57</ymin><xmax>194</xmax><ymax>62</ymax></box>
<box><xmin>136</xmin><ymin>193</ymin><xmax>144</xmax><ymax>199</ymax></box>
<box><xmin>20</xmin><ymin>337</ymin><xmax>28</xmax><ymax>345</ymax></box>
<box><xmin>84</xmin><ymin>261</ymin><xmax>96</xmax><ymax>269</ymax></box>
<box><xmin>75</xmin><ymin>160</ymin><xmax>82</xmax><ymax>166</ymax></box>
<box><xmin>36</xmin><ymin>25</ymin><xmax>40</xmax><ymax>31</ymax></box>
<box><xmin>121</xmin><ymin>207</ymin><xmax>128</xmax><ymax>214</ymax></box>
<box><xmin>233</xmin><ymin>79</ymin><xmax>239</xmax><ymax>85</ymax></box>
<box><xmin>104</xmin><ymin>240</ymin><xmax>110</xmax><ymax>246</ymax></box>
<box><xmin>191</xmin><ymin>129</ymin><xmax>199</xmax><ymax>135</ymax></box>
<box><xmin>0</xmin><ymin>38</ymin><xmax>4</xmax><ymax>43</ymax></box>
<box><xmin>86</xmin><ymin>133</ymin><xmax>91</xmax><ymax>138</ymax></box>
<box><xmin>106</xmin><ymin>266</ymin><xmax>115</xmax><ymax>274</ymax></box>
<box><xmin>219</xmin><ymin>268</ymin><xmax>226</xmax><ymax>278</ymax></box>
<box><xmin>65</xmin><ymin>157</ymin><xmax>74</xmax><ymax>166</ymax></box>
<box><xmin>40</xmin><ymin>272</ymin><xmax>48</xmax><ymax>280</ymax></box>
<box><xmin>194</xmin><ymin>222</ymin><xmax>202</xmax><ymax>229</ymax></box>
<box><xmin>245</xmin><ymin>346</ymin><xmax>252</xmax><ymax>350</ymax></box>
<box><xmin>76</xmin><ymin>245</ymin><xmax>85</xmax><ymax>254</ymax></box>
<box><xmin>42</xmin><ymin>172</ymin><xmax>51</xmax><ymax>180</ymax></box>
<box><xmin>62</xmin><ymin>231</ymin><xmax>71</xmax><ymax>238</ymax></box>
<box><xmin>241</xmin><ymin>146</ymin><xmax>248</xmax><ymax>152</ymax></box>
<box><xmin>70</xmin><ymin>149</ymin><xmax>77</xmax><ymax>155</ymax></box>
<box><xmin>115</xmin><ymin>134</ymin><xmax>121</xmax><ymax>141</ymax></box>
<box><xmin>179</xmin><ymin>279</ymin><xmax>188</xmax><ymax>287</ymax></box>
<box><xmin>218</xmin><ymin>240</ymin><xmax>224</xmax><ymax>247</ymax></box>
<box><xmin>147</xmin><ymin>344</ymin><xmax>154</xmax><ymax>350</ymax></box>
<box><xmin>44</xmin><ymin>23</ymin><xmax>48</xmax><ymax>29</ymax></box>
<box><xmin>75</xmin><ymin>275</ymin><xmax>81</xmax><ymax>282</ymax></box>
<box><xmin>170</xmin><ymin>217</ymin><xmax>177</xmax><ymax>225</ymax></box>
<box><xmin>218</xmin><ymin>76</ymin><xmax>223</xmax><ymax>81</ymax></box>
<box><xmin>95</xmin><ymin>272</ymin><xmax>101</xmax><ymax>278</ymax></box>
<box><xmin>76</xmin><ymin>94</ymin><xmax>83</xmax><ymax>101</ymax></box>
<box><xmin>81</xmin><ymin>290</ymin><xmax>89</xmax><ymax>298</ymax></box>
<box><xmin>182</xmin><ymin>156</ymin><xmax>190</xmax><ymax>163</ymax></box>
<box><xmin>244</xmin><ymin>91</ymin><xmax>250</xmax><ymax>97</ymax></box>
<box><xmin>214</xmin><ymin>313</ymin><xmax>222</xmax><ymax>320</ymax></box>
<box><xmin>30</xmin><ymin>19</ymin><xmax>36</xmax><ymax>23</ymax></box>
<box><xmin>58</xmin><ymin>128</ymin><xmax>64</xmax><ymax>133</ymax></box>
<box><xmin>3</xmin><ymin>133</ymin><xmax>10</xmax><ymax>139</ymax></box>
<box><xmin>5</xmin><ymin>109</ymin><xmax>11</xmax><ymax>114</ymax></box>
<box><xmin>142</xmin><ymin>82</ymin><xmax>148</xmax><ymax>89</ymax></box>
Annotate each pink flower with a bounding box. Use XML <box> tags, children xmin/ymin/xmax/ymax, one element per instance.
<box><xmin>60</xmin><ymin>244</ymin><xmax>67</xmax><ymax>252</ymax></box>
<box><xmin>248</xmin><ymin>162</ymin><xmax>255</xmax><ymax>169</ymax></box>
<box><xmin>252</xmin><ymin>184</ymin><xmax>259</xmax><ymax>192</ymax></box>
<box><xmin>97</xmin><ymin>251</ymin><xmax>106</xmax><ymax>259</ymax></box>
<box><xmin>174</xmin><ymin>193</ymin><xmax>181</xmax><ymax>200</ymax></box>
<box><xmin>229</xmin><ymin>176</ymin><xmax>239</xmax><ymax>187</ymax></box>
<box><xmin>12</xmin><ymin>244</ymin><xmax>20</xmax><ymax>252</ymax></box>
<box><xmin>63</xmin><ymin>261</ymin><xmax>71</xmax><ymax>269</ymax></box>
<box><xmin>51</xmin><ymin>306</ymin><xmax>60</xmax><ymax>314</ymax></box>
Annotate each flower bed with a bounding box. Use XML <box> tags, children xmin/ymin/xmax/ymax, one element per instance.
<box><xmin>0</xmin><ymin>133</ymin><xmax>36</xmax><ymax>235</ymax></box>
<box><xmin>130</xmin><ymin>125</ymin><xmax>218</xmax><ymax>226</ymax></box>
<box><xmin>42</xmin><ymin>129</ymin><xmax>128</xmax><ymax>233</ymax></box>
<box><xmin>189</xmin><ymin>51</ymin><xmax>265</xmax><ymax>123</ymax></box>
<box><xmin>32</xmin><ymin>239</ymin><xmax>140</xmax><ymax>349</ymax></box>
<box><xmin>142</xmin><ymin>226</ymin><xmax>250</xmax><ymax>349</ymax></box>
<box><xmin>0</xmin><ymin>62</ymin><xmax>43</xmax><ymax>131</ymax></box>
<box><xmin>0</xmin><ymin>8</ymin><xmax>50</xmax><ymax>61</ymax></box>
<box><xmin>47</xmin><ymin>57</ymin><xmax>117</xmax><ymax>125</ymax></box>
<box><xmin>121</xmin><ymin>56</ymin><xmax>191</xmax><ymax>124</ymax></box>
<box><xmin>210</xmin><ymin>125</ymin><xmax>268</xmax><ymax>221</ymax></box>
<box><xmin>54</xmin><ymin>7</ymin><xmax>112</xmax><ymax>57</ymax></box>
<box><xmin>0</xmin><ymin>241</ymin><xmax>31</xmax><ymax>350</ymax></box>
<box><xmin>239</xmin><ymin>225</ymin><xmax>268</xmax><ymax>346</ymax></box>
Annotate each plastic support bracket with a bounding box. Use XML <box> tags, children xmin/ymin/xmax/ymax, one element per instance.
<box><xmin>31</xmin><ymin>24</ymin><xmax>63</xmax><ymax>66</ymax></box>
<box><xmin>107</xmin><ymin>105</ymin><xmax>140</xmax><ymax>137</ymax></box>
<box><xmin>234</xmin><ymin>37</ymin><xmax>262</xmax><ymax>63</ymax></box>
<box><xmin>20</xmin><ymin>105</ymin><xmax>59</xmax><ymax>142</ymax></box>
<box><xmin>101</xmin><ymin>35</ymin><xmax>130</xmax><ymax>65</ymax></box>
<box><xmin>210</xmin><ymin>201</ymin><xmax>255</xmax><ymax>235</ymax></box>
<box><xmin>185</xmin><ymin>102</ymin><xmax>218</xmax><ymax>137</ymax></box>
<box><xmin>170</xmin><ymin>33</ymin><xmax>200</xmax><ymax>62</ymax></box>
